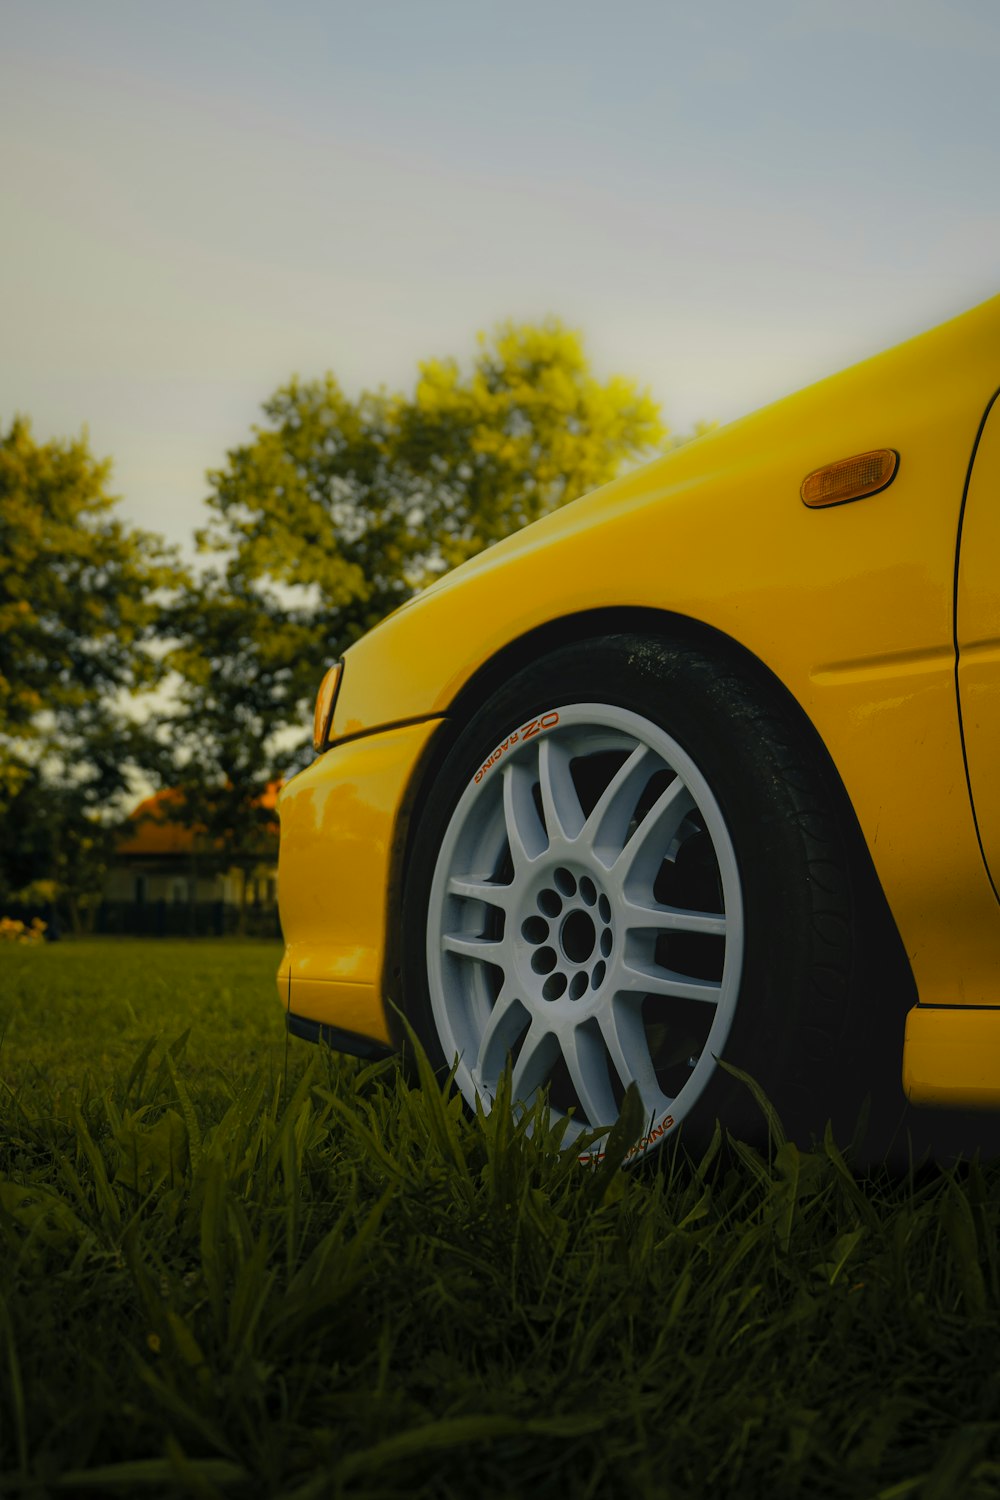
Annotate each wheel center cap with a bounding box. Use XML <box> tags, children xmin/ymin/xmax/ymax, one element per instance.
<box><xmin>560</xmin><ymin>908</ymin><xmax>596</xmax><ymax>964</ymax></box>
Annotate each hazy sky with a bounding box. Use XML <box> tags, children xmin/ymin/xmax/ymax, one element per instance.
<box><xmin>4</xmin><ymin>0</ymin><xmax>998</xmax><ymax>554</ymax></box>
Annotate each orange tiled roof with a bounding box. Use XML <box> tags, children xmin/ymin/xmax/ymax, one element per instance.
<box><xmin>116</xmin><ymin>784</ymin><xmax>281</xmax><ymax>857</ymax></box>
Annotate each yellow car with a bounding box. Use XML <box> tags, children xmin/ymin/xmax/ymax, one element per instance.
<box><xmin>277</xmin><ymin>294</ymin><xmax>1000</xmax><ymax>1161</ymax></box>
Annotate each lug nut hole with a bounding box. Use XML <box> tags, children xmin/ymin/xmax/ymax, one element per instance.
<box><xmin>531</xmin><ymin>946</ymin><xmax>557</xmax><ymax>975</ymax></box>
<box><xmin>521</xmin><ymin>916</ymin><xmax>548</xmax><ymax>945</ymax></box>
<box><xmin>542</xmin><ymin>973</ymin><xmax>567</xmax><ymax>1001</ymax></box>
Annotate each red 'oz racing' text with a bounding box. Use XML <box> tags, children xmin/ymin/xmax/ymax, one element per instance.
<box><xmin>579</xmin><ymin>1111</ymin><xmax>676</xmax><ymax>1165</ymax></box>
<box><xmin>474</xmin><ymin>711</ymin><xmax>560</xmax><ymax>784</ymax></box>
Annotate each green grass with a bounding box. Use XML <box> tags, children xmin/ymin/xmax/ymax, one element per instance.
<box><xmin>3</xmin><ymin>942</ymin><xmax>1000</xmax><ymax>1498</ymax></box>
<box><xmin>0</xmin><ymin>940</ymin><xmax>288</xmax><ymax>1098</ymax></box>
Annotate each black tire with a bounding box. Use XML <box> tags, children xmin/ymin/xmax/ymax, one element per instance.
<box><xmin>400</xmin><ymin>632</ymin><xmax>878</xmax><ymax>1160</ymax></box>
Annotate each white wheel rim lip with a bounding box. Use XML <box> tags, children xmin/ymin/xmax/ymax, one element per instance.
<box><xmin>425</xmin><ymin>702</ymin><xmax>744</xmax><ymax>1161</ymax></box>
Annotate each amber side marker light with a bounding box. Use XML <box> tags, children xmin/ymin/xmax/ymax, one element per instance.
<box><xmin>801</xmin><ymin>449</ymin><xmax>898</xmax><ymax>508</ymax></box>
<box><xmin>312</xmin><ymin>662</ymin><xmax>343</xmax><ymax>753</ymax></box>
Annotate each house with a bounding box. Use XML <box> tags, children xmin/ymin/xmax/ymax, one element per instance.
<box><xmin>98</xmin><ymin>785</ymin><xmax>281</xmax><ymax>938</ymax></box>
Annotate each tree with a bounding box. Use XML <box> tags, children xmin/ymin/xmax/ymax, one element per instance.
<box><xmin>398</xmin><ymin>320</ymin><xmax>669</xmax><ymax>563</ymax></box>
<box><xmin>1</xmin><ymin>765</ymin><xmax>123</xmax><ymax>935</ymax></box>
<box><xmin>155</xmin><ymin>586</ymin><xmax>287</xmax><ymax>932</ymax></box>
<box><xmin>164</xmin><ymin>320</ymin><xmax>682</xmax><ymax>868</ymax></box>
<box><xmin>0</xmin><ymin>417</ymin><xmax>182</xmax><ymax>926</ymax></box>
<box><xmin>182</xmin><ymin>317</ymin><xmax>669</xmax><ymax>728</ymax></box>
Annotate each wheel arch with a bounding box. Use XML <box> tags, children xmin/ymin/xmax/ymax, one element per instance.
<box><xmin>383</xmin><ymin>604</ymin><xmax>917</xmax><ymax>1051</ymax></box>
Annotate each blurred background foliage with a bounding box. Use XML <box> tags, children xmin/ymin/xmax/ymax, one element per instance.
<box><xmin>0</xmin><ymin>319</ymin><xmax>694</xmax><ymax>928</ymax></box>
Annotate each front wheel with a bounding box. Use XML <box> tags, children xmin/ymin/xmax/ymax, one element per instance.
<box><xmin>401</xmin><ymin>634</ymin><xmax>863</xmax><ymax>1162</ymax></box>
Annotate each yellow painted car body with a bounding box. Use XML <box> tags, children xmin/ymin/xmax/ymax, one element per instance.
<box><xmin>278</xmin><ymin>295</ymin><xmax>1000</xmax><ymax>1108</ymax></box>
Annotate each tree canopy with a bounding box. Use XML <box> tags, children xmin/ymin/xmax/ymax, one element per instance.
<box><xmin>189</xmin><ymin>318</ymin><xmax>668</xmax><ymax>731</ymax></box>
<box><xmin>0</xmin><ymin>416</ymin><xmax>180</xmax><ymax>919</ymax></box>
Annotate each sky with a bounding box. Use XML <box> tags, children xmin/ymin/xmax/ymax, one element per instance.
<box><xmin>3</xmin><ymin>0</ymin><xmax>999</xmax><ymax>556</ymax></box>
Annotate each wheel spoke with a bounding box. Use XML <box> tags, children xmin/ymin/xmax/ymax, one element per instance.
<box><xmin>580</xmin><ymin>743</ymin><xmax>657</xmax><ymax>862</ymax></box>
<box><xmin>537</xmin><ymin>734</ymin><xmax>585</xmax><ymax>843</ymax></box>
<box><xmin>442</xmin><ymin>932</ymin><xmax>506</xmax><ymax>964</ymax></box>
<box><xmin>502</xmin><ymin>761</ymin><xmax>547</xmax><ymax>868</ymax></box>
<box><xmin>511</xmin><ymin>1023</ymin><xmax>560</xmax><ymax>1101</ymax></box>
<box><xmin>560</xmin><ymin>1022</ymin><xmax>619</xmax><ymax>1128</ymax></box>
<box><xmin>618</xmin><ymin>960</ymin><xmax>722</xmax><ymax>1005</ymax></box>
<box><xmin>474</xmin><ymin>989</ymin><xmax>529</xmax><ymax>1085</ymax></box>
<box><xmin>621</xmin><ymin>896</ymin><xmax>726</xmax><ymax>938</ymax></box>
<box><xmin>447</xmin><ymin>875</ymin><xmax>511</xmax><ymax>913</ymax></box>
<box><xmin>598</xmin><ymin>996</ymin><xmax>669</xmax><ymax>1107</ymax></box>
<box><xmin>612</xmin><ymin>777</ymin><xmax>695</xmax><ymax>885</ymax></box>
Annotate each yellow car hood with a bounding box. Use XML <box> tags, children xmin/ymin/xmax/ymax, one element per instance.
<box><xmin>334</xmin><ymin>292</ymin><xmax>1000</xmax><ymax>742</ymax></box>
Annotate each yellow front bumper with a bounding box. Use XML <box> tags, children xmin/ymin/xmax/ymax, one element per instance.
<box><xmin>276</xmin><ymin>717</ymin><xmax>443</xmax><ymax>1047</ymax></box>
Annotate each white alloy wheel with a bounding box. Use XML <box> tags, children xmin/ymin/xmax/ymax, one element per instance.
<box><xmin>424</xmin><ymin>702</ymin><xmax>744</xmax><ymax>1162</ymax></box>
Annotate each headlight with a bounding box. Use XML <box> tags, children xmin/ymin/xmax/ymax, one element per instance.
<box><xmin>312</xmin><ymin>662</ymin><xmax>343</xmax><ymax>753</ymax></box>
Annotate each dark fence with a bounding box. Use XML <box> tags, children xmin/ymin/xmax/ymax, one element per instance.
<box><xmin>3</xmin><ymin>902</ymin><xmax>282</xmax><ymax>940</ymax></box>
<box><xmin>96</xmin><ymin>901</ymin><xmax>282</xmax><ymax>939</ymax></box>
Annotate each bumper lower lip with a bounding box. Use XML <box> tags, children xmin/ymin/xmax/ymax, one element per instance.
<box><xmin>286</xmin><ymin>1010</ymin><xmax>393</xmax><ymax>1060</ymax></box>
